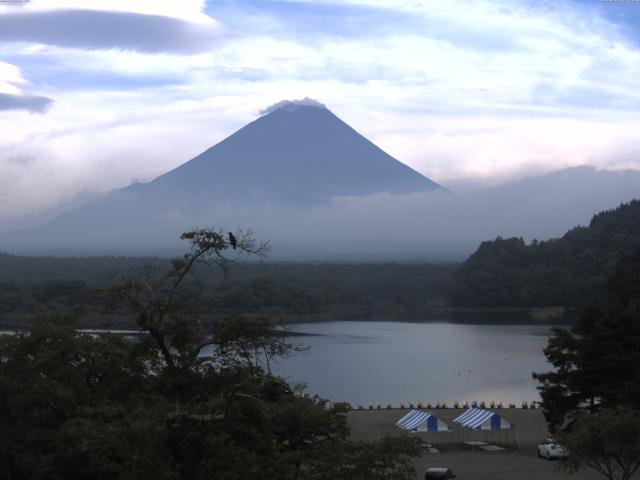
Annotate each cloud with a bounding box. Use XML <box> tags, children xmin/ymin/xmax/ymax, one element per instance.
<box><xmin>13</xmin><ymin>166</ymin><xmax>639</xmax><ymax>257</ymax></box>
<box><xmin>0</xmin><ymin>9</ymin><xmax>224</xmax><ymax>54</ymax></box>
<box><xmin>0</xmin><ymin>61</ymin><xmax>53</xmax><ymax>113</ymax></box>
<box><xmin>0</xmin><ymin>93</ymin><xmax>52</xmax><ymax>113</ymax></box>
<box><xmin>1</xmin><ymin>0</ymin><xmax>212</xmax><ymax>23</ymax></box>
<box><xmin>3</xmin><ymin>0</ymin><xmax>640</xmax><ymax>221</ymax></box>
<box><xmin>259</xmin><ymin>97</ymin><xmax>327</xmax><ymax>115</ymax></box>
<box><xmin>7</xmin><ymin>154</ymin><xmax>36</xmax><ymax>166</ymax></box>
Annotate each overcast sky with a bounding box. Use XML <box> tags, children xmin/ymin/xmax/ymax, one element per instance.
<box><xmin>2</xmin><ymin>0</ymin><xmax>640</xmax><ymax>219</ymax></box>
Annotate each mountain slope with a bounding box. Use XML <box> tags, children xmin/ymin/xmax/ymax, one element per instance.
<box><xmin>139</xmin><ymin>102</ymin><xmax>442</xmax><ymax>201</ymax></box>
<box><xmin>1</xmin><ymin>101</ymin><xmax>443</xmax><ymax>254</ymax></box>
<box><xmin>448</xmin><ymin>199</ymin><xmax>640</xmax><ymax>307</ymax></box>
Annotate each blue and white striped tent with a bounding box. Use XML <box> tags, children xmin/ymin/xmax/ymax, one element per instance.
<box><xmin>396</xmin><ymin>410</ymin><xmax>450</xmax><ymax>432</ymax></box>
<box><xmin>452</xmin><ymin>408</ymin><xmax>512</xmax><ymax>430</ymax></box>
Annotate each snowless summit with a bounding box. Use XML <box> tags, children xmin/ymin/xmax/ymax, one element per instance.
<box><xmin>140</xmin><ymin>97</ymin><xmax>444</xmax><ymax>199</ymax></box>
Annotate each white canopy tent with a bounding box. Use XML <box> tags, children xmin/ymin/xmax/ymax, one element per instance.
<box><xmin>453</xmin><ymin>408</ymin><xmax>513</xmax><ymax>430</ymax></box>
<box><xmin>396</xmin><ymin>410</ymin><xmax>450</xmax><ymax>432</ymax></box>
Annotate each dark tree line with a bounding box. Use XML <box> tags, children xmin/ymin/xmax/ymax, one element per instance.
<box><xmin>534</xmin><ymin>247</ymin><xmax>640</xmax><ymax>430</ymax></box>
<box><xmin>534</xmin><ymin>248</ymin><xmax>640</xmax><ymax>480</ymax></box>
<box><xmin>0</xmin><ymin>253</ymin><xmax>455</xmax><ymax>328</ymax></box>
<box><xmin>0</xmin><ymin>229</ymin><xmax>423</xmax><ymax>480</ymax></box>
<box><xmin>449</xmin><ymin>199</ymin><xmax>640</xmax><ymax>308</ymax></box>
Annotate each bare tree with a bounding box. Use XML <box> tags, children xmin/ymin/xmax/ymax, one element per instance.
<box><xmin>109</xmin><ymin>227</ymin><xmax>270</xmax><ymax>369</ymax></box>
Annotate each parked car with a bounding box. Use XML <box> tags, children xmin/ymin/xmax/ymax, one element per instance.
<box><xmin>425</xmin><ymin>467</ymin><xmax>456</xmax><ymax>479</ymax></box>
<box><xmin>537</xmin><ymin>438</ymin><xmax>568</xmax><ymax>460</ymax></box>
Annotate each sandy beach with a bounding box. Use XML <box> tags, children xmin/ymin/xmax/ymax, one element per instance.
<box><xmin>347</xmin><ymin>408</ymin><xmax>624</xmax><ymax>480</ymax></box>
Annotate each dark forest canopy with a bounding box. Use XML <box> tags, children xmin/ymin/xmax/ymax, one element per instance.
<box><xmin>0</xmin><ymin>320</ymin><xmax>424</xmax><ymax>480</ymax></box>
<box><xmin>0</xmin><ymin>256</ymin><xmax>456</xmax><ymax>329</ymax></box>
<box><xmin>534</xmin><ymin>247</ymin><xmax>640</xmax><ymax>432</ymax></box>
<box><xmin>0</xmin><ymin>227</ymin><xmax>425</xmax><ymax>479</ymax></box>
<box><xmin>531</xmin><ymin>247</ymin><xmax>640</xmax><ymax>479</ymax></box>
<box><xmin>448</xmin><ymin>199</ymin><xmax>640</xmax><ymax>308</ymax></box>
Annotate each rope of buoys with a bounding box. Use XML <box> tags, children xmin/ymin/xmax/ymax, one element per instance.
<box><xmin>454</xmin><ymin>346</ymin><xmax>542</xmax><ymax>377</ymax></box>
<box><xmin>349</xmin><ymin>400</ymin><xmax>539</xmax><ymax>410</ymax></box>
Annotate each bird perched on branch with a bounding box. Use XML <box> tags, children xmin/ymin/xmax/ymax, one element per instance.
<box><xmin>228</xmin><ymin>232</ymin><xmax>237</xmax><ymax>249</ymax></box>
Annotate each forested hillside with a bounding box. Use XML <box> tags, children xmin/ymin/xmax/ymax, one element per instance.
<box><xmin>0</xmin><ymin>256</ymin><xmax>455</xmax><ymax>328</ymax></box>
<box><xmin>448</xmin><ymin>199</ymin><xmax>640</xmax><ymax>307</ymax></box>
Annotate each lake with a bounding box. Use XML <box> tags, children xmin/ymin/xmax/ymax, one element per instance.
<box><xmin>272</xmin><ymin>321</ymin><xmax>553</xmax><ymax>406</ymax></box>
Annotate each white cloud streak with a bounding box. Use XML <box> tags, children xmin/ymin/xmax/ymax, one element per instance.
<box><xmin>0</xmin><ymin>8</ymin><xmax>224</xmax><ymax>54</ymax></box>
<box><xmin>0</xmin><ymin>61</ymin><xmax>52</xmax><ymax>112</ymax></box>
<box><xmin>0</xmin><ymin>0</ymin><xmax>213</xmax><ymax>23</ymax></box>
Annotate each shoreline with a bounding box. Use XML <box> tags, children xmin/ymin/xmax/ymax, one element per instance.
<box><xmin>0</xmin><ymin>305</ymin><xmax>578</xmax><ymax>331</ymax></box>
<box><xmin>270</xmin><ymin>305</ymin><xmax>578</xmax><ymax>326</ymax></box>
<box><xmin>0</xmin><ymin>315</ymin><xmax>573</xmax><ymax>333</ymax></box>
<box><xmin>0</xmin><ymin>307</ymin><xmax>579</xmax><ymax>336</ymax></box>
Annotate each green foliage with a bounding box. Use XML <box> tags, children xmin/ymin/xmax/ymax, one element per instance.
<box><xmin>107</xmin><ymin>228</ymin><xmax>270</xmax><ymax>369</ymax></box>
<box><xmin>0</xmin><ymin>320</ymin><xmax>166</xmax><ymax>480</ymax></box>
<box><xmin>0</xmin><ymin>229</ymin><xmax>423</xmax><ymax>479</ymax></box>
<box><xmin>534</xmin><ymin>248</ymin><xmax>640</xmax><ymax>431</ymax></box>
<box><xmin>306</xmin><ymin>435</ymin><xmax>424</xmax><ymax>480</ymax></box>
<box><xmin>449</xmin><ymin>200</ymin><xmax>640</xmax><ymax>307</ymax></box>
<box><xmin>0</xmin><ymin>254</ymin><xmax>456</xmax><ymax>328</ymax></box>
<box><xmin>0</xmin><ymin>317</ymin><xmax>421</xmax><ymax>479</ymax></box>
<box><xmin>560</xmin><ymin>408</ymin><xmax>640</xmax><ymax>480</ymax></box>
<box><xmin>212</xmin><ymin>315</ymin><xmax>304</xmax><ymax>374</ymax></box>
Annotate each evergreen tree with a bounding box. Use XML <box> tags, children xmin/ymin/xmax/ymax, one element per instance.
<box><xmin>534</xmin><ymin>248</ymin><xmax>640</xmax><ymax>431</ymax></box>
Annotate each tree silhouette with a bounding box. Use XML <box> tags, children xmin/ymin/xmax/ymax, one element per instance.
<box><xmin>109</xmin><ymin>227</ymin><xmax>269</xmax><ymax>369</ymax></box>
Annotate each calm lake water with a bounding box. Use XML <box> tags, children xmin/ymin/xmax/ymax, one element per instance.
<box><xmin>2</xmin><ymin>321</ymin><xmax>553</xmax><ymax>406</ymax></box>
<box><xmin>271</xmin><ymin>321</ymin><xmax>553</xmax><ymax>406</ymax></box>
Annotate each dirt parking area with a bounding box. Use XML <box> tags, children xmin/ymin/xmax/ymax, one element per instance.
<box><xmin>347</xmin><ymin>408</ymin><xmax>624</xmax><ymax>480</ymax></box>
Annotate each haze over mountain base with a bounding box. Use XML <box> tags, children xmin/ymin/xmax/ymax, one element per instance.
<box><xmin>2</xmin><ymin>165</ymin><xmax>640</xmax><ymax>260</ymax></box>
<box><xmin>2</xmin><ymin>101</ymin><xmax>640</xmax><ymax>259</ymax></box>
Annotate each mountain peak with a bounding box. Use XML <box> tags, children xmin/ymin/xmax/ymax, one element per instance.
<box><xmin>259</xmin><ymin>97</ymin><xmax>327</xmax><ymax>116</ymax></box>
<box><xmin>0</xmin><ymin>102</ymin><xmax>445</xmax><ymax>254</ymax></box>
<box><xmin>145</xmin><ymin>98</ymin><xmax>442</xmax><ymax>200</ymax></box>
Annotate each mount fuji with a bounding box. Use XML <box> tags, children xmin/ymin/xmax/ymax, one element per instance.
<box><xmin>2</xmin><ymin>99</ymin><xmax>444</xmax><ymax>255</ymax></box>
